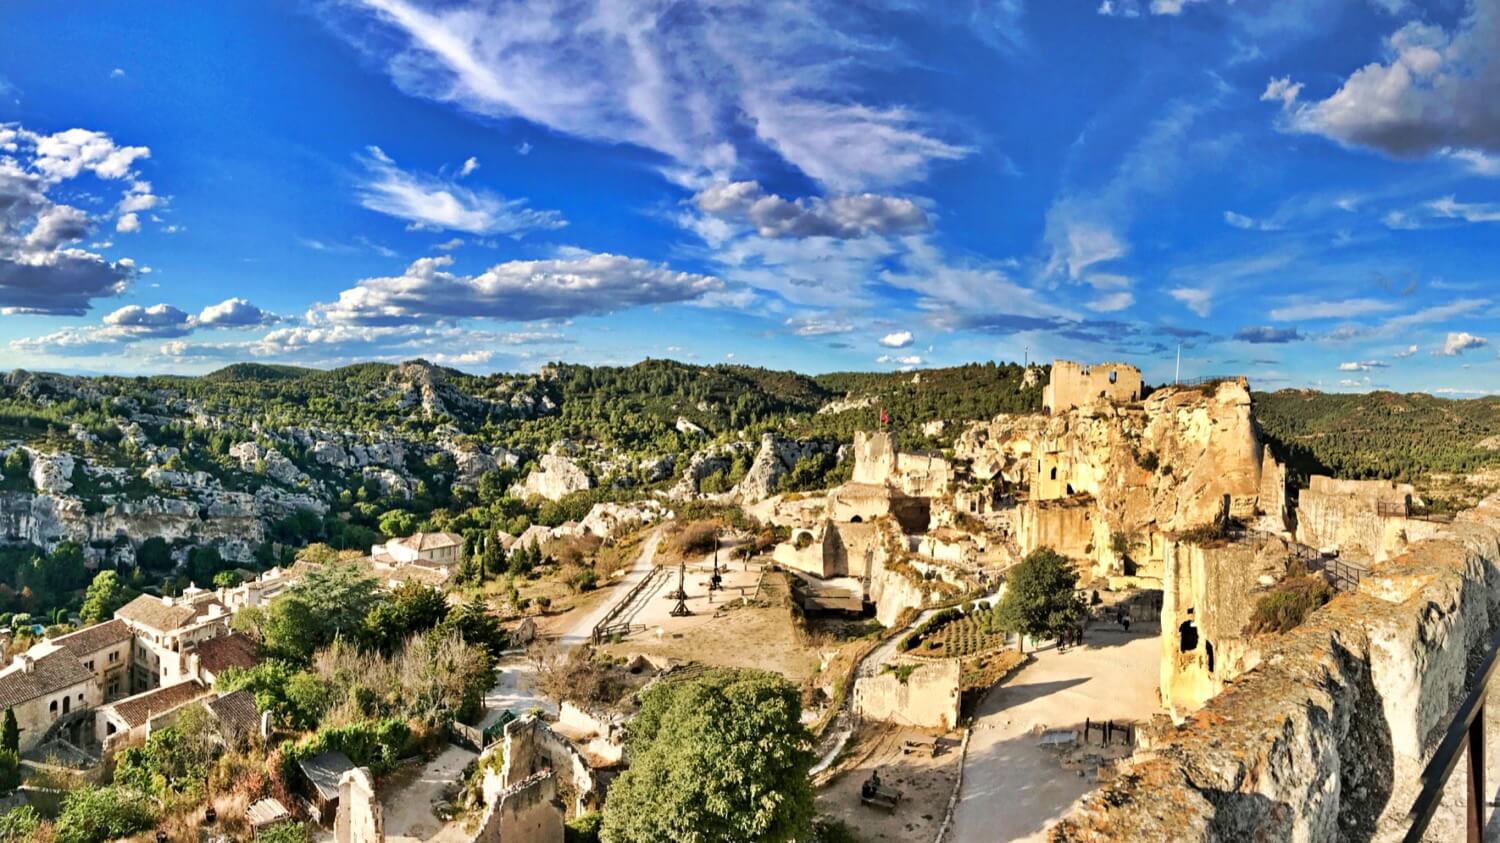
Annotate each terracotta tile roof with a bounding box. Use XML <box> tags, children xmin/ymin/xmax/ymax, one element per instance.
<box><xmin>391</xmin><ymin>531</ymin><xmax>462</xmax><ymax>552</ymax></box>
<box><xmin>50</xmin><ymin>619</ymin><xmax>132</xmax><ymax>658</ymax></box>
<box><xmin>115</xmin><ymin>595</ymin><xmax>197</xmax><ymax>632</ymax></box>
<box><xmin>116</xmin><ymin>594</ymin><xmax>227</xmax><ymax>633</ymax></box>
<box><xmin>0</xmin><ymin>651</ymin><xmax>94</xmax><ymax>709</ymax></box>
<box><xmin>205</xmin><ymin>689</ymin><xmax>260</xmax><ymax>737</ymax></box>
<box><xmin>191</xmin><ymin>633</ymin><xmax>261</xmax><ymax>677</ymax></box>
<box><xmin>105</xmin><ymin>680</ymin><xmax>209</xmax><ymax>729</ymax></box>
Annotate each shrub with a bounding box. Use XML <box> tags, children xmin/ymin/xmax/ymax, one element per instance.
<box><xmin>1245</xmin><ymin>576</ymin><xmax>1333</xmax><ymax>635</ymax></box>
<box><xmin>565</xmin><ymin>812</ymin><xmax>603</xmax><ymax>843</ymax></box>
<box><xmin>53</xmin><ymin>786</ymin><xmax>156</xmax><ymax>843</ymax></box>
<box><xmin>0</xmin><ymin>805</ymin><xmax>41</xmax><ymax>843</ymax></box>
<box><xmin>0</xmin><ymin>750</ymin><xmax>17</xmax><ymax>795</ymax></box>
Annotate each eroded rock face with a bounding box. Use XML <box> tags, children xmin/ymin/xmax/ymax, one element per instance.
<box><xmin>29</xmin><ymin>451</ymin><xmax>74</xmax><ymax>494</ymax></box>
<box><xmin>731</xmin><ymin>434</ymin><xmax>836</xmax><ymax>503</ymax></box>
<box><xmin>954</xmin><ymin>379</ymin><xmax>1284</xmax><ymax>577</ymax></box>
<box><xmin>512</xmin><ymin>453</ymin><xmax>592</xmax><ymax>501</ymax></box>
<box><xmin>1053</xmin><ymin>494</ymin><xmax>1500</xmax><ymax>842</ymax></box>
<box><xmin>578</xmin><ymin>501</ymin><xmax>666</xmax><ymax>538</ymax></box>
<box><xmin>1294</xmin><ymin>476</ymin><xmax>1444</xmax><ymax>562</ymax></box>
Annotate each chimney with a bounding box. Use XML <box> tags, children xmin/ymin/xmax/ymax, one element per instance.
<box><xmin>16</xmin><ymin>654</ymin><xmax>33</xmax><ymax>673</ymax></box>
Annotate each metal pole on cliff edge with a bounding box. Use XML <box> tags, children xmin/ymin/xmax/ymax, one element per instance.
<box><xmin>1175</xmin><ymin>344</ymin><xmax>1181</xmax><ymax>385</ymax></box>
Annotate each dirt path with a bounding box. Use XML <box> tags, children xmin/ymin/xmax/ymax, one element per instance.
<box><xmin>557</xmin><ymin>526</ymin><xmax>663</xmax><ymax>648</ymax></box>
<box><xmin>380</xmin><ymin>744</ymin><xmax>476</xmax><ymax>843</ymax></box>
<box><xmin>948</xmin><ymin>625</ymin><xmax>1162</xmax><ymax>842</ymax></box>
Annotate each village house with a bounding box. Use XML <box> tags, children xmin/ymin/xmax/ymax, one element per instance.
<box><xmin>115</xmin><ymin>590</ymin><xmax>233</xmax><ymax>694</ymax></box>
<box><xmin>48</xmin><ymin>618</ymin><xmax>133</xmax><ymax>701</ymax></box>
<box><xmin>0</xmin><ymin>648</ymin><xmax>100</xmax><ymax>753</ymax></box>
<box><xmin>95</xmin><ymin>678</ymin><xmax>211</xmax><ymax>750</ymax></box>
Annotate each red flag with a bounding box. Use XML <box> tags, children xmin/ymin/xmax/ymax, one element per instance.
<box><xmin>880</xmin><ymin>408</ymin><xmax>889</xmax><ymax>426</ymax></box>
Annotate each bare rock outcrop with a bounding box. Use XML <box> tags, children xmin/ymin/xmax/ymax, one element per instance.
<box><xmin>512</xmin><ymin>454</ymin><xmax>592</xmax><ymax>502</ymax></box>
<box><xmin>731</xmin><ymin>434</ymin><xmax>836</xmax><ymax>503</ymax></box>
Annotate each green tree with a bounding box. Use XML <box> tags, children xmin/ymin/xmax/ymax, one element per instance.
<box><xmin>0</xmin><ymin>749</ymin><xmax>18</xmax><ymax>795</ymax></box>
<box><xmin>79</xmin><ymin>570</ymin><xmax>130</xmax><ymax>624</ymax></box>
<box><xmin>213</xmin><ymin>570</ymin><xmax>244</xmax><ymax>588</ymax></box>
<box><xmin>601</xmin><ymin>669</ymin><xmax>814</xmax><ymax>843</ymax></box>
<box><xmin>135</xmin><ymin>536</ymin><xmax>172</xmax><ymax>572</ymax></box>
<box><xmin>1</xmin><ymin>709</ymin><xmax>17</xmax><ymax>754</ymax></box>
<box><xmin>53</xmin><ymin>785</ymin><xmax>156</xmax><ymax>843</ymax></box>
<box><xmin>378</xmin><ymin>509</ymin><xmax>417</xmax><ymax>538</ymax></box>
<box><xmin>991</xmin><ymin>547</ymin><xmax>1086</xmax><ymax>647</ymax></box>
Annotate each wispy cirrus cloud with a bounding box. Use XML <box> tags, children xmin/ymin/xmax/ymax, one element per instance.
<box><xmin>356</xmin><ymin>146</ymin><xmax>565</xmax><ymax>235</ymax></box>
<box><xmin>332</xmin><ymin>0</ymin><xmax>969</xmax><ymax>190</ymax></box>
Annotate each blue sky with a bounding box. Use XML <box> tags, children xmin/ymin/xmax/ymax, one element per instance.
<box><xmin>1</xmin><ymin>0</ymin><xmax>1498</xmax><ymax>393</ymax></box>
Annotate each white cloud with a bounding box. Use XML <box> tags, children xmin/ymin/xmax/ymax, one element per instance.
<box><xmin>313</xmin><ymin>251</ymin><xmax>721</xmax><ymax>325</ymax></box>
<box><xmin>1260</xmin><ymin>77</ymin><xmax>1303</xmax><ymax>109</ymax></box>
<box><xmin>102</xmin><ymin>303</ymin><xmax>194</xmax><ymax>338</ymax></box>
<box><xmin>1395</xmin><ymin>344</ymin><xmax>1419</xmax><ymax>358</ymax></box>
<box><xmin>433</xmin><ymin>237</ymin><xmax>464</xmax><ymax>251</ymax></box>
<box><xmin>198</xmin><ymin>297</ymin><xmax>279</xmax><ymax>328</ymax></box>
<box><xmin>1441</xmin><ymin>330</ymin><xmax>1488</xmax><ymax>355</ymax></box>
<box><xmin>1426</xmin><ymin>195</ymin><xmax>1500</xmax><ymax>224</ymax></box>
<box><xmin>459</xmin><ymin>156</ymin><xmax>479</xmax><ymax>177</ymax></box>
<box><xmin>0</xmin><ymin>126</ymin><xmax>150</xmax><ymax>314</ymax></box>
<box><xmin>1339</xmin><ymin>360</ymin><xmax>1388</xmax><ymax>371</ymax></box>
<box><xmin>337</xmin><ymin>0</ymin><xmax>968</xmax><ymax>190</ymax></box>
<box><xmin>1269</xmin><ymin>297</ymin><xmax>1398</xmax><ymax>321</ymax></box>
<box><xmin>785</xmin><ymin>316</ymin><xmax>853</xmax><ymax>337</ymax></box>
<box><xmin>1169</xmin><ymin>287</ymin><xmax>1213</xmax><ymax>317</ymax></box>
<box><xmin>879</xmin><ymin>331</ymin><xmax>914</xmax><ymax>348</ymax></box>
<box><xmin>1273</xmin><ymin>8</ymin><xmax>1500</xmax><ymax>157</ymax></box>
<box><xmin>356</xmin><ymin>146</ymin><xmax>565</xmax><ymax>235</ymax></box>
<box><xmin>694</xmin><ymin>181</ymin><xmax>929</xmax><ymax>240</ymax></box>
<box><xmin>877</xmin><ymin>354</ymin><xmax>923</xmax><ymax>366</ymax></box>
<box><xmin>1442</xmin><ymin>147</ymin><xmax>1500</xmax><ymax>176</ymax></box>
<box><xmin>1150</xmin><ymin>0</ymin><xmax>1207</xmax><ymax>13</ymax></box>
<box><xmin>115</xmin><ymin>213</ymin><xmax>141</xmax><ymax>233</ymax></box>
<box><xmin>1087</xmin><ymin>291</ymin><xmax>1134</xmax><ymax>312</ymax></box>
<box><xmin>516</xmin><ymin>142</ymin><xmax>532</xmax><ymax>156</ymax></box>
<box><xmin>110</xmin><ymin>68</ymin><xmax>125</xmax><ymax>79</ymax></box>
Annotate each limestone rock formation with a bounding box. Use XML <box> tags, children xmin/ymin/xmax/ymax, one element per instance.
<box><xmin>731</xmin><ymin>434</ymin><xmax>836</xmax><ymax>503</ymax></box>
<box><xmin>512</xmin><ymin>453</ymin><xmax>592</xmax><ymax>501</ymax></box>
<box><xmin>29</xmin><ymin>451</ymin><xmax>74</xmax><ymax>494</ymax></box>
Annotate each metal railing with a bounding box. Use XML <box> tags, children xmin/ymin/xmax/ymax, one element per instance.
<box><xmin>1404</xmin><ymin>625</ymin><xmax>1500</xmax><ymax>842</ymax></box>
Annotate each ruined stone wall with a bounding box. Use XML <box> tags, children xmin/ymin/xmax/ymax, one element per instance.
<box><xmin>471</xmin><ymin>770</ymin><xmax>565</xmax><ymax>843</ymax></box>
<box><xmin>500</xmin><ymin>715</ymin><xmax>601</xmax><ymax>816</ymax></box>
<box><xmin>335</xmin><ymin>767</ymin><xmax>383</xmax><ymax>843</ymax></box>
<box><xmin>851</xmin><ymin>431</ymin><xmax>898</xmax><ymax>486</ymax></box>
<box><xmin>1042</xmin><ymin>360</ymin><xmax>1142</xmax><ymax>414</ymax></box>
<box><xmin>1295</xmin><ymin>475</ymin><xmax>1430</xmax><ymax>562</ymax></box>
<box><xmin>853</xmin><ymin>657</ymin><xmax>961</xmax><ymax>729</ymax></box>
<box><xmin>1054</xmin><ymin>494</ymin><xmax>1500</xmax><ymax>842</ymax></box>
<box><xmin>1015</xmin><ymin>499</ymin><xmax>1094</xmax><ymax>562</ymax></box>
<box><xmin>1159</xmin><ymin>536</ymin><xmax>1288</xmax><ymax>719</ymax></box>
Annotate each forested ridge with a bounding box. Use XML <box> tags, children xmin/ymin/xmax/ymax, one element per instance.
<box><xmin>1254</xmin><ymin>389</ymin><xmax>1500</xmax><ymax>485</ymax></box>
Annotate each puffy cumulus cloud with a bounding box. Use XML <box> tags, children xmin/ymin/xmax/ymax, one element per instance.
<box><xmin>1442</xmin><ymin>330</ymin><xmax>1488</xmax><ymax>355</ymax></box>
<box><xmin>313</xmin><ymin>252</ymin><xmax>721</xmax><ymax>325</ymax></box>
<box><xmin>1235</xmin><ymin>326</ymin><xmax>1302</xmax><ymax>344</ymax></box>
<box><xmin>1272</xmin><ymin>5</ymin><xmax>1500</xmax><ymax>157</ymax></box>
<box><xmin>1395</xmin><ymin>344</ymin><xmax>1420</xmax><ymax>358</ymax></box>
<box><xmin>879</xmin><ymin>331</ymin><xmax>914</xmax><ymax>348</ymax></box>
<box><xmin>12</xmin><ymin>296</ymin><xmax>279</xmax><ymax>355</ymax></box>
<box><xmin>357</xmin><ymin>146</ymin><xmax>564</xmax><ymax>235</ymax></box>
<box><xmin>335</xmin><ymin>0</ymin><xmax>967</xmax><ymax>190</ymax></box>
<box><xmin>28</xmin><ymin>128</ymin><xmax>150</xmax><ymax>182</ymax></box>
<box><xmin>102</xmin><ymin>303</ymin><xmax>195</xmax><ymax>338</ymax></box>
<box><xmin>694</xmin><ymin>181</ymin><xmax>929</xmax><ymax>240</ymax></box>
<box><xmin>197</xmin><ymin>297</ymin><xmax>280</xmax><ymax>328</ymax></box>
<box><xmin>0</xmin><ymin>124</ymin><xmax>157</xmax><ymax>314</ymax></box>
